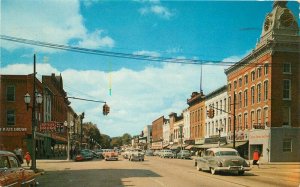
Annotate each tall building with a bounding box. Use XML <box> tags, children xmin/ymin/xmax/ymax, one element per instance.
<box><xmin>225</xmin><ymin>1</ymin><xmax>299</xmax><ymax>162</ymax></box>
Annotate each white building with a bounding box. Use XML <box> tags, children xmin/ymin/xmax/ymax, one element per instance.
<box><xmin>162</xmin><ymin>119</ymin><xmax>170</xmax><ymax>146</ymax></box>
<box><xmin>183</xmin><ymin>108</ymin><xmax>190</xmax><ymax>142</ymax></box>
<box><xmin>205</xmin><ymin>85</ymin><xmax>229</xmax><ymax>140</ymax></box>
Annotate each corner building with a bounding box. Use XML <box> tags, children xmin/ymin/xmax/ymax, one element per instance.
<box><xmin>225</xmin><ymin>1</ymin><xmax>299</xmax><ymax>162</ymax></box>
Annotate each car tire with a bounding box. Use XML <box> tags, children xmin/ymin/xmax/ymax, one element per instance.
<box><xmin>210</xmin><ymin>167</ymin><xmax>216</xmax><ymax>175</ymax></box>
<box><xmin>238</xmin><ymin>171</ymin><xmax>245</xmax><ymax>175</ymax></box>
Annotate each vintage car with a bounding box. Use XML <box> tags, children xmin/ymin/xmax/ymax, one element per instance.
<box><xmin>176</xmin><ymin>150</ymin><xmax>191</xmax><ymax>159</ymax></box>
<box><xmin>75</xmin><ymin>149</ymin><xmax>94</xmax><ymax>161</ymax></box>
<box><xmin>159</xmin><ymin>149</ymin><xmax>175</xmax><ymax>158</ymax></box>
<box><xmin>104</xmin><ymin>150</ymin><xmax>118</xmax><ymax>161</ymax></box>
<box><xmin>0</xmin><ymin>150</ymin><xmax>38</xmax><ymax>186</ymax></box>
<box><xmin>121</xmin><ymin>148</ymin><xmax>133</xmax><ymax>159</ymax></box>
<box><xmin>128</xmin><ymin>149</ymin><xmax>144</xmax><ymax>161</ymax></box>
<box><xmin>195</xmin><ymin>148</ymin><xmax>251</xmax><ymax>175</ymax></box>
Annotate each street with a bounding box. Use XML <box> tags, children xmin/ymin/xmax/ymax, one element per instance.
<box><xmin>35</xmin><ymin>156</ymin><xmax>300</xmax><ymax>187</ymax></box>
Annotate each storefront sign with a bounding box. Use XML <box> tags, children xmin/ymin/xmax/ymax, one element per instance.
<box><xmin>0</xmin><ymin>127</ymin><xmax>27</xmax><ymax>132</ymax></box>
<box><xmin>195</xmin><ymin>138</ymin><xmax>205</xmax><ymax>145</ymax></box>
<box><xmin>40</xmin><ymin>122</ymin><xmax>64</xmax><ymax>133</ymax></box>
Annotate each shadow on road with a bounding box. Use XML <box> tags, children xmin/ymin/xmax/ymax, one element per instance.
<box><xmin>37</xmin><ymin>168</ymin><xmax>161</xmax><ymax>187</ymax></box>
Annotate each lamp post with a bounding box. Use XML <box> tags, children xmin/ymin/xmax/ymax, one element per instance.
<box><xmin>64</xmin><ymin>121</ymin><xmax>74</xmax><ymax>161</ymax></box>
<box><xmin>24</xmin><ymin>54</ymin><xmax>43</xmax><ymax>171</ymax></box>
<box><xmin>179</xmin><ymin>125</ymin><xmax>183</xmax><ymax>151</ymax></box>
<box><xmin>80</xmin><ymin>112</ymin><xmax>84</xmax><ymax>150</ymax></box>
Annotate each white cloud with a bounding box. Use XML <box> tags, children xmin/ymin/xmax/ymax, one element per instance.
<box><xmin>1</xmin><ymin>0</ymin><xmax>114</xmax><ymax>52</ymax></box>
<box><xmin>1</xmin><ymin>61</ymin><xmax>226</xmax><ymax>137</ymax></box>
<box><xmin>139</xmin><ymin>4</ymin><xmax>174</xmax><ymax>19</ymax></box>
<box><xmin>133</xmin><ymin>50</ymin><xmax>160</xmax><ymax>57</ymax></box>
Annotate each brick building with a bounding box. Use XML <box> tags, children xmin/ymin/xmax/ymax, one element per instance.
<box><xmin>0</xmin><ymin>74</ymin><xmax>44</xmax><ymax>155</ymax></box>
<box><xmin>187</xmin><ymin>92</ymin><xmax>206</xmax><ymax>146</ymax></box>
<box><xmin>225</xmin><ymin>1</ymin><xmax>299</xmax><ymax>162</ymax></box>
<box><xmin>151</xmin><ymin>116</ymin><xmax>165</xmax><ymax>149</ymax></box>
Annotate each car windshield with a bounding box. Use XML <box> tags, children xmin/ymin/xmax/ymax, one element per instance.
<box><xmin>215</xmin><ymin>151</ymin><xmax>239</xmax><ymax>156</ymax></box>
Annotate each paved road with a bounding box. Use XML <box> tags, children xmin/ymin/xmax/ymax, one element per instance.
<box><xmin>36</xmin><ymin>156</ymin><xmax>300</xmax><ymax>187</ymax></box>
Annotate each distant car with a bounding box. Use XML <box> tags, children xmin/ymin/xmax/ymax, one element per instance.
<box><xmin>104</xmin><ymin>150</ymin><xmax>118</xmax><ymax>161</ymax></box>
<box><xmin>94</xmin><ymin>149</ymin><xmax>104</xmax><ymax>159</ymax></box>
<box><xmin>128</xmin><ymin>149</ymin><xmax>144</xmax><ymax>161</ymax></box>
<box><xmin>75</xmin><ymin>149</ymin><xmax>93</xmax><ymax>161</ymax></box>
<box><xmin>153</xmin><ymin>150</ymin><xmax>161</xmax><ymax>156</ymax></box>
<box><xmin>160</xmin><ymin>149</ymin><xmax>175</xmax><ymax>158</ymax></box>
<box><xmin>145</xmin><ymin>150</ymin><xmax>154</xmax><ymax>156</ymax></box>
<box><xmin>176</xmin><ymin>150</ymin><xmax>191</xmax><ymax>159</ymax></box>
<box><xmin>122</xmin><ymin>149</ymin><xmax>133</xmax><ymax>159</ymax></box>
<box><xmin>195</xmin><ymin>148</ymin><xmax>251</xmax><ymax>175</ymax></box>
<box><xmin>0</xmin><ymin>150</ymin><xmax>38</xmax><ymax>186</ymax></box>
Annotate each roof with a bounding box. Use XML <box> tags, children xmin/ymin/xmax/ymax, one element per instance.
<box><xmin>208</xmin><ymin>148</ymin><xmax>237</xmax><ymax>152</ymax></box>
<box><xmin>0</xmin><ymin>150</ymin><xmax>15</xmax><ymax>155</ymax></box>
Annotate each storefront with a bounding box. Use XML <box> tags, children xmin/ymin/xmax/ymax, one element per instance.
<box><xmin>249</xmin><ymin>128</ymin><xmax>270</xmax><ymax>163</ymax></box>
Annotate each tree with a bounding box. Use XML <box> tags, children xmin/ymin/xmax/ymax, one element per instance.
<box><xmin>82</xmin><ymin>122</ymin><xmax>101</xmax><ymax>149</ymax></box>
<box><xmin>100</xmin><ymin>134</ymin><xmax>111</xmax><ymax>149</ymax></box>
<box><xmin>121</xmin><ymin>133</ymin><xmax>132</xmax><ymax>146</ymax></box>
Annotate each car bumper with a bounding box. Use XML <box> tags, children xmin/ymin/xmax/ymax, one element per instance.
<box><xmin>215</xmin><ymin>166</ymin><xmax>251</xmax><ymax>171</ymax></box>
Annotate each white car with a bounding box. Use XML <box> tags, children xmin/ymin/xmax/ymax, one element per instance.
<box><xmin>195</xmin><ymin>148</ymin><xmax>251</xmax><ymax>175</ymax></box>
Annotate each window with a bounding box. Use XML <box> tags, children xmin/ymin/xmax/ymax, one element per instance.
<box><xmin>220</xmin><ymin>100</ymin><xmax>222</xmax><ymax>114</ymax></box>
<box><xmin>282</xmin><ymin>107</ymin><xmax>290</xmax><ymax>126</ymax></box>
<box><xmin>251</xmin><ymin>86</ymin><xmax>255</xmax><ymax>104</ymax></box>
<box><xmin>8</xmin><ymin>156</ymin><xmax>19</xmax><ymax>168</ymax></box>
<box><xmin>228</xmin><ymin>83</ymin><xmax>231</xmax><ymax>92</ymax></box>
<box><xmin>244</xmin><ymin>75</ymin><xmax>248</xmax><ymax>85</ymax></box>
<box><xmin>244</xmin><ymin>89</ymin><xmax>248</xmax><ymax>107</ymax></box>
<box><xmin>264</xmin><ymin>80</ymin><xmax>268</xmax><ymax>101</ymax></box>
<box><xmin>6</xmin><ymin>86</ymin><xmax>15</xmax><ymax>102</ymax></box>
<box><xmin>283</xmin><ymin>80</ymin><xmax>291</xmax><ymax>100</ymax></box>
<box><xmin>238</xmin><ymin>115</ymin><xmax>242</xmax><ymax>130</ymax></box>
<box><xmin>257</xmin><ymin>67</ymin><xmax>262</xmax><ymax>78</ymax></box>
<box><xmin>234</xmin><ymin>81</ymin><xmax>237</xmax><ymax>89</ymax></box>
<box><xmin>228</xmin><ymin>118</ymin><xmax>231</xmax><ymax>131</ymax></box>
<box><xmin>283</xmin><ymin>139</ymin><xmax>292</xmax><ymax>152</ymax></box>
<box><xmin>257</xmin><ymin>109</ymin><xmax>261</xmax><ymax>125</ymax></box>
<box><xmin>244</xmin><ymin>113</ymin><xmax>248</xmax><ymax>129</ymax></box>
<box><xmin>224</xmin><ymin>98</ymin><xmax>226</xmax><ymax>113</ymax></box>
<box><xmin>283</xmin><ymin>63</ymin><xmax>291</xmax><ymax>74</ymax></box>
<box><xmin>7</xmin><ymin>110</ymin><xmax>15</xmax><ymax>126</ymax></box>
<box><xmin>238</xmin><ymin>92</ymin><xmax>242</xmax><ymax>108</ymax></box>
<box><xmin>228</xmin><ymin>97</ymin><xmax>231</xmax><ymax>112</ymax></box>
<box><xmin>216</xmin><ymin>102</ymin><xmax>218</xmax><ymax>115</ymax></box>
<box><xmin>257</xmin><ymin>83</ymin><xmax>261</xmax><ymax>103</ymax></box>
<box><xmin>251</xmin><ymin>71</ymin><xmax>255</xmax><ymax>81</ymax></box>
<box><xmin>264</xmin><ymin>63</ymin><xmax>269</xmax><ymax>75</ymax></box>
<box><xmin>239</xmin><ymin>78</ymin><xmax>242</xmax><ymax>87</ymax></box>
<box><xmin>264</xmin><ymin>107</ymin><xmax>268</xmax><ymax>126</ymax></box>
<box><xmin>251</xmin><ymin>111</ymin><xmax>255</xmax><ymax>129</ymax></box>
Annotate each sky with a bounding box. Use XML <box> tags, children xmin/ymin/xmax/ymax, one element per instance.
<box><xmin>1</xmin><ymin>0</ymin><xmax>299</xmax><ymax>137</ymax></box>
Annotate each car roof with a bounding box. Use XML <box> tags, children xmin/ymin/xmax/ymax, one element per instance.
<box><xmin>0</xmin><ymin>150</ymin><xmax>15</xmax><ymax>155</ymax></box>
<box><xmin>207</xmin><ymin>148</ymin><xmax>237</xmax><ymax>152</ymax></box>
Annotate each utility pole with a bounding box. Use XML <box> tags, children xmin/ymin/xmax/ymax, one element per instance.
<box><xmin>31</xmin><ymin>54</ymin><xmax>37</xmax><ymax>171</ymax></box>
<box><xmin>80</xmin><ymin>112</ymin><xmax>84</xmax><ymax>150</ymax></box>
<box><xmin>233</xmin><ymin>93</ymin><xmax>236</xmax><ymax>149</ymax></box>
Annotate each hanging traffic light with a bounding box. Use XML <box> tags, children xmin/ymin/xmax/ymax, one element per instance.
<box><xmin>103</xmin><ymin>103</ymin><xmax>110</xmax><ymax>115</ymax></box>
<box><xmin>207</xmin><ymin>109</ymin><xmax>215</xmax><ymax>118</ymax></box>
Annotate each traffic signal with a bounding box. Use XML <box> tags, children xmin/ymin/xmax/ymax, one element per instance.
<box><xmin>103</xmin><ymin>103</ymin><xmax>110</xmax><ymax>115</ymax></box>
<box><xmin>207</xmin><ymin>109</ymin><xmax>215</xmax><ymax>118</ymax></box>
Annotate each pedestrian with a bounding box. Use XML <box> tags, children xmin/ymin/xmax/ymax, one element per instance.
<box><xmin>253</xmin><ymin>149</ymin><xmax>260</xmax><ymax>168</ymax></box>
<box><xmin>24</xmin><ymin>152</ymin><xmax>31</xmax><ymax>167</ymax></box>
<box><xmin>14</xmin><ymin>146</ymin><xmax>23</xmax><ymax>164</ymax></box>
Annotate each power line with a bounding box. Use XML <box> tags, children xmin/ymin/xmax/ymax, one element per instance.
<box><xmin>1</xmin><ymin>35</ymin><xmax>237</xmax><ymax>66</ymax></box>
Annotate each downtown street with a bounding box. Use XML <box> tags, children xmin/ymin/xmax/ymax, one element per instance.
<box><xmin>35</xmin><ymin>156</ymin><xmax>300</xmax><ymax>187</ymax></box>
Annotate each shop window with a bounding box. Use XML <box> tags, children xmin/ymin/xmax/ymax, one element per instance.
<box><xmin>282</xmin><ymin>139</ymin><xmax>292</xmax><ymax>152</ymax></box>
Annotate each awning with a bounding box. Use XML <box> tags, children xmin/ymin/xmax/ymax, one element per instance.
<box><xmin>170</xmin><ymin>144</ymin><xmax>180</xmax><ymax>149</ymax></box>
<box><xmin>221</xmin><ymin>141</ymin><xmax>248</xmax><ymax>148</ymax></box>
<box><xmin>184</xmin><ymin>145</ymin><xmax>193</xmax><ymax>150</ymax></box>
<box><xmin>193</xmin><ymin>144</ymin><xmax>225</xmax><ymax>149</ymax></box>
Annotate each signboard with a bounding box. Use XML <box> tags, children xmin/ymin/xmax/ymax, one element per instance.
<box><xmin>0</xmin><ymin>127</ymin><xmax>27</xmax><ymax>132</ymax></box>
<box><xmin>40</xmin><ymin>122</ymin><xmax>65</xmax><ymax>133</ymax></box>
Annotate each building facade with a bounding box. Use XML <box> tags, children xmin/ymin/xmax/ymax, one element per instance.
<box><xmin>225</xmin><ymin>1</ymin><xmax>300</xmax><ymax>162</ymax></box>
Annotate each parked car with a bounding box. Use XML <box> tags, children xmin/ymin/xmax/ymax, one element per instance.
<box><xmin>160</xmin><ymin>149</ymin><xmax>175</xmax><ymax>158</ymax></box>
<box><xmin>128</xmin><ymin>149</ymin><xmax>144</xmax><ymax>161</ymax></box>
<box><xmin>75</xmin><ymin>149</ymin><xmax>94</xmax><ymax>161</ymax></box>
<box><xmin>176</xmin><ymin>150</ymin><xmax>191</xmax><ymax>159</ymax></box>
<box><xmin>153</xmin><ymin>150</ymin><xmax>161</xmax><ymax>156</ymax></box>
<box><xmin>104</xmin><ymin>150</ymin><xmax>118</xmax><ymax>161</ymax></box>
<box><xmin>94</xmin><ymin>149</ymin><xmax>104</xmax><ymax>159</ymax></box>
<box><xmin>122</xmin><ymin>148</ymin><xmax>133</xmax><ymax>159</ymax></box>
<box><xmin>145</xmin><ymin>149</ymin><xmax>154</xmax><ymax>156</ymax></box>
<box><xmin>0</xmin><ymin>150</ymin><xmax>38</xmax><ymax>186</ymax></box>
<box><xmin>195</xmin><ymin>148</ymin><xmax>251</xmax><ymax>175</ymax></box>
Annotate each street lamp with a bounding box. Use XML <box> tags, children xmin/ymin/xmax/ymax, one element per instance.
<box><xmin>24</xmin><ymin>54</ymin><xmax>42</xmax><ymax>172</ymax></box>
<box><xmin>64</xmin><ymin>121</ymin><xmax>74</xmax><ymax>161</ymax></box>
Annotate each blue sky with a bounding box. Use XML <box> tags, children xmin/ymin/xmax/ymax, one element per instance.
<box><xmin>1</xmin><ymin>0</ymin><xmax>299</xmax><ymax>137</ymax></box>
